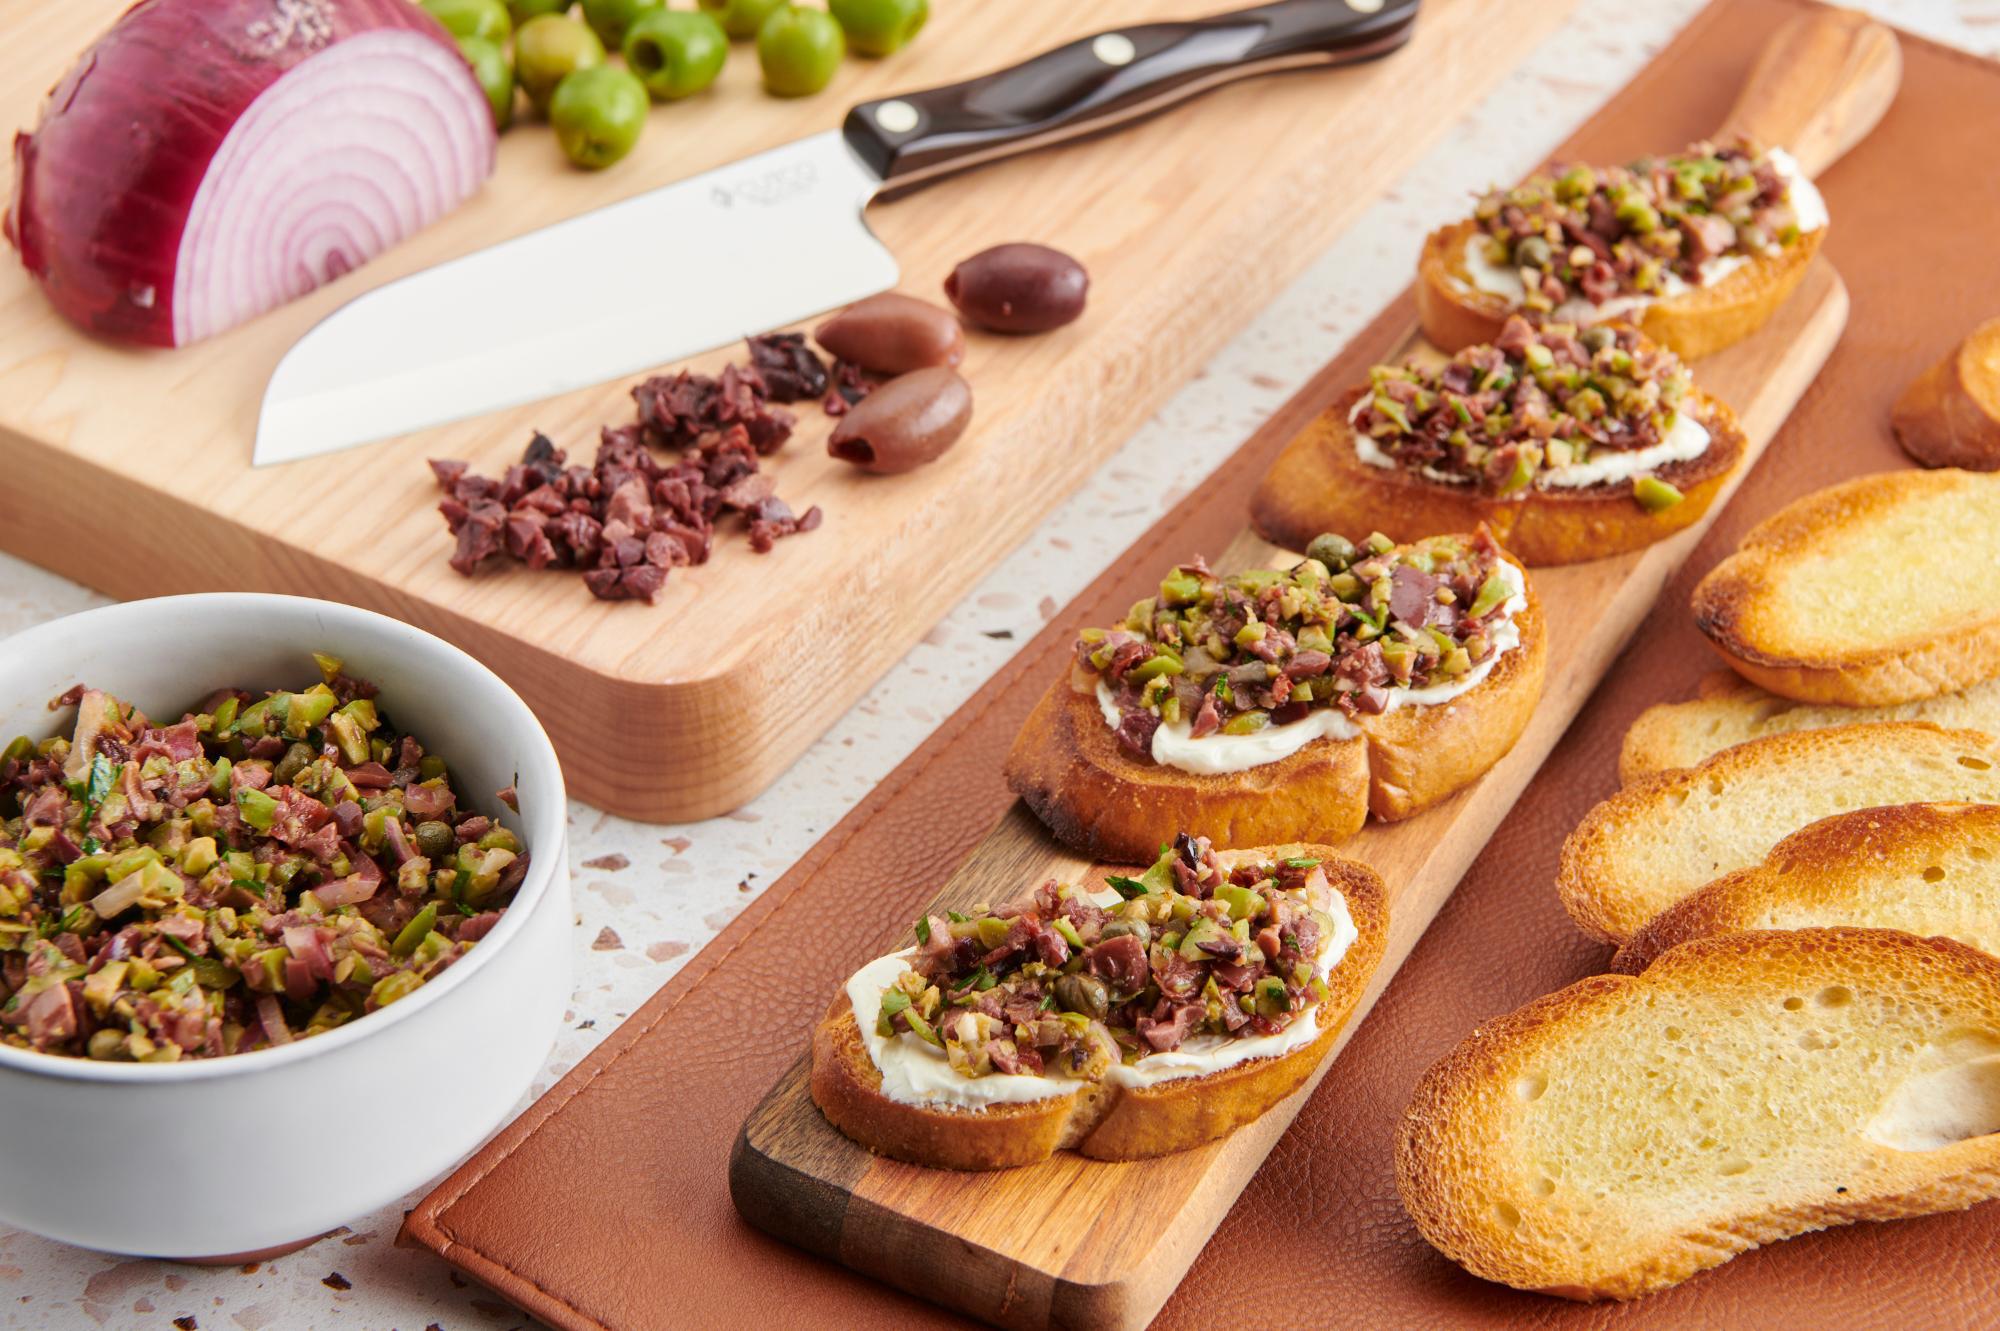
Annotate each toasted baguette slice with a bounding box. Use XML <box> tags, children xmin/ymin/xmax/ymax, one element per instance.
<box><xmin>810</xmin><ymin>849</ymin><xmax>1387</xmax><ymax>1169</ymax></box>
<box><xmin>1619</xmin><ymin>669</ymin><xmax>2000</xmax><ymax>783</ymax></box>
<box><xmin>1615</xmin><ymin>802</ymin><xmax>2000</xmax><ymax>973</ymax></box>
<box><xmin>1251</xmin><ymin>384</ymin><xmax>1746</xmax><ymax>567</ymax></box>
<box><xmin>1558</xmin><ymin>722</ymin><xmax>2000</xmax><ymax>944</ymax></box>
<box><xmin>1692</xmin><ymin>469</ymin><xmax>2000</xmax><ymax>705</ymax></box>
<box><xmin>1003</xmin><ymin>576</ymin><xmax>1547</xmax><ymax>864</ymax></box>
<box><xmin>1893</xmin><ymin>317</ymin><xmax>2000</xmax><ymax>471</ymax></box>
<box><xmin>1417</xmin><ymin>217</ymin><xmax>1823</xmax><ymax>361</ymax></box>
<box><xmin>1397</xmin><ymin>927</ymin><xmax>2000</xmax><ymax>1301</ymax></box>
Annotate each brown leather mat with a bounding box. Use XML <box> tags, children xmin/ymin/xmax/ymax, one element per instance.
<box><xmin>401</xmin><ymin>2</ymin><xmax>2000</xmax><ymax>1325</ymax></box>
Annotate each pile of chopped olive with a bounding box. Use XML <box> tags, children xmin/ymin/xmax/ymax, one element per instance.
<box><xmin>1354</xmin><ymin>316</ymin><xmax>1693</xmax><ymax>506</ymax></box>
<box><xmin>1080</xmin><ymin>531</ymin><xmax>1517</xmax><ymax>759</ymax></box>
<box><xmin>1472</xmin><ymin>138</ymin><xmax>1810</xmax><ymax>311</ymax></box>
<box><xmin>877</xmin><ymin>834</ymin><xmax>1339</xmax><ymax>1077</ymax></box>
<box><xmin>0</xmin><ymin>658</ymin><xmax>526</xmax><ymax>1062</ymax></box>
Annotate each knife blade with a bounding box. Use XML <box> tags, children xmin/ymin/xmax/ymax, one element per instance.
<box><xmin>255</xmin><ymin>0</ymin><xmax>1419</xmax><ymax>466</ymax></box>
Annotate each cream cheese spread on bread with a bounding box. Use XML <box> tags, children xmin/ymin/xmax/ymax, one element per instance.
<box><xmin>1454</xmin><ymin>142</ymin><xmax>1825</xmax><ymax>321</ymax></box>
<box><xmin>1096</xmin><ymin>559</ymin><xmax>1528</xmax><ymax>776</ymax></box>
<box><xmin>845</xmin><ymin>878</ymin><xmax>1358</xmax><ymax>1107</ymax></box>
<box><xmin>1349</xmin><ymin>395</ymin><xmax>1711</xmax><ymax>493</ymax></box>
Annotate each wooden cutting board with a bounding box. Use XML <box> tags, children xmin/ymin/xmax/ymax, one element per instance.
<box><xmin>728</xmin><ymin>256</ymin><xmax>1849</xmax><ymax>1331</ymax></box>
<box><xmin>0</xmin><ymin>0</ymin><xmax>1574</xmax><ymax>823</ymax></box>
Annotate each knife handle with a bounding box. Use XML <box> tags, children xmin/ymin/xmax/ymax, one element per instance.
<box><xmin>843</xmin><ymin>0</ymin><xmax>1421</xmax><ymax>197</ymax></box>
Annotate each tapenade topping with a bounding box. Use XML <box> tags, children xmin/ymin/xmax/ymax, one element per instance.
<box><xmin>1080</xmin><ymin>530</ymin><xmax>1518</xmax><ymax>760</ymax></box>
<box><xmin>0</xmin><ymin>660</ymin><xmax>526</xmax><ymax>1062</ymax></box>
<box><xmin>1353</xmin><ymin>317</ymin><xmax>1694</xmax><ymax>504</ymax></box>
<box><xmin>1472</xmin><ymin>138</ymin><xmax>1814</xmax><ymax>314</ymax></box>
<box><xmin>875</xmin><ymin>835</ymin><xmax>1341</xmax><ymax>1077</ymax></box>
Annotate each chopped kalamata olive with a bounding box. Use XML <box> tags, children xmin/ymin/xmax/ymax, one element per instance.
<box><xmin>827</xmin><ymin>366</ymin><xmax>973</xmax><ymax>474</ymax></box>
<box><xmin>944</xmin><ymin>242</ymin><xmax>1088</xmax><ymax>334</ymax></box>
<box><xmin>814</xmin><ymin>292</ymin><xmax>965</xmax><ymax>375</ymax></box>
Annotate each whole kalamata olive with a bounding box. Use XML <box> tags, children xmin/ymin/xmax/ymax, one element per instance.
<box><xmin>827</xmin><ymin>366</ymin><xmax>972</xmax><ymax>474</ymax></box>
<box><xmin>814</xmin><ymin>292</ymin><xmax>964</xmax><ymax>375</ymax></box>
<box><xmin>944</xmin><ymin>242</ymin><xmax>1088</xmax><ymax>334</ymax></box>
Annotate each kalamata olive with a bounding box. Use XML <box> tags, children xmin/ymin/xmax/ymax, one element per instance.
<box><xmin>814</xmin><ymin>292</ymin><xmax>964</xmax><ymax>374</ymax></box>
<box><xmin>827</xmin><ymin>366</ymin><xmax>971</xmax><ymax>474</ymax></box>
<box><xmin>944</xmin><ymin>242</ymin><xmax>1088</xmax><ymax>334</ymax></box>
<box><xmin>1053</xmin><ymin>973</ymin><xmax>1110</xmax><ymax>1021</ymax></box>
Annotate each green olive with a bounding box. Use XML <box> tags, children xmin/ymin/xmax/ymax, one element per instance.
<box><xmin>457</xmin><ymin>36</ymin><xmax>516</xmax><ymax>131</ymax></box>
<box><xmin>757</xmin><ymin>6</ymin><xmax>843</xmax><ymax>98</ymax></box>
<box><xmin>699</xmin><ymin>0</ymin><xmax>785</xmax><ymax>41</ymax></box>
<box><xmin>515</xmin><ymin>14</ymin><xmax>606</xmax><ymax>114</ymax></box>
<box><xmin>623</xmin><ymin>10</ymin><xmax>728</xmax><ymax>101</ymax></box>
<box><xmin>508</xmin><ymin>0</ymin><xmax>570</xmax><ymax>21</ymax></box>
<box><xmin>549</xmin><ymin>64</ymin><xmax>649</xmax><ymax>169</ymax></box>
<box><xmin>828</xmin><ymin>0</ymin><xmax>927</xmax><ymax>57</ymax></box>
<box><xmin>422</xmin><ymin>0</ymin><xmax>512</xmax><ymax>43</ymax></box>
<box><xmin>414</xmin><ymin>820</ymin><xmax>457</xmax><ymax>861</ymax></box>
<box><xmin>579</xmin><ymin>0</ymin><xmax>663</xmax><ymax>48</ymax></box>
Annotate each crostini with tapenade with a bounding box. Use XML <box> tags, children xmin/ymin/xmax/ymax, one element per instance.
<box><xmin>1002</xmin><ymin>529</ymin><xmax>1547</xmax><ymax>863</ymax></box>
<box><xmin>1252</xmin><ymin>318</ymin><xmax>1746</xmax><ymax>566</ymax></box>
<box><xmin>1418</xmin><ymin>138</ymin><xmax>1826</xmax><ymax>361</ymax></box>
<box><xmin>810</xmin><ymin>835</ymin><xmax>1387</xmax><ymax>1169</ymax></box>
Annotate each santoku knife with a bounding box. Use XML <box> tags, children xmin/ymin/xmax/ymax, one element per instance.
<box><xmin>254</xmin><ymin>0</ymin><xmax>1419</xmax><ymax>466</ymax></box>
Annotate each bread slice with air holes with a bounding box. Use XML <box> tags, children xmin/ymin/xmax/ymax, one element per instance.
<box><xmin>1692</xmin><ymin>468</ymin><xmax>2000</xmax><ymax>706</ymax></box>
<box><xmin>1396</xmin><ymin>927</ymin><xmax>2000</xmax><ymax>1301</ymax></box>
<box><xmin>1615</xmin><ymin>802</ymin><xmax>2000</xmax><ymax>973</ymax></box>
<box><xmin>810</xmin><ymin>845</ymin><xmax>1387</xmax><ymax>1170</ymax></box>
<box><xmin>1618</xmin><ymin>669</ymin><xmax>2000</xmax><ymax>784</ymax></box>
<box><xmin>1558</xmin><ymin>722</ymin><xmax>2000</xmax><ymax>945</ymax></box>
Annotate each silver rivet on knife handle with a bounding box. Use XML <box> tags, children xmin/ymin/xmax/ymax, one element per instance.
<box><xmin>1091</xmin><ymin>33</ymin><xmax>1137</xmax><ymax>66</ymax></box>
<box><xmin>873</xmin><ymin>99</ymin><xmax>920</xmax><ymax>134</ymax></box>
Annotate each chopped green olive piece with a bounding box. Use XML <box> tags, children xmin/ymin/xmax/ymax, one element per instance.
<box><xmin>1633</xmin><ymin>474</ymin><xmax>1686</xmax><ymax>512</ymax></box>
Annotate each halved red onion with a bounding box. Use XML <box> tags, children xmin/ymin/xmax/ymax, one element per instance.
<box><xmin>7</xmin><ymin>0</ymin><xmax>496</xmax><ymax>347</ymax></box>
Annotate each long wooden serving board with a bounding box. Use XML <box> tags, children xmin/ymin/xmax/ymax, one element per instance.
<box><xmin>0</xmin><ymin>0</ymin><xmax>1575</xmax><ymax>823</ymax></box>
<box><xmin>729</xmin><ymin>257</ymin><xmax>1849</xmax><ymax>1331</ymax></box>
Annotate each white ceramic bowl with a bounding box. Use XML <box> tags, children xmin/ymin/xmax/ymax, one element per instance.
<box><xmin>0</xmin><ymin>595</ymin><xmax>570</xmax><ymax>1258</ymax></box>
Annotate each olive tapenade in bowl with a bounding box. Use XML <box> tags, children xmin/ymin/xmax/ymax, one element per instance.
<box><xmin>0</xmin><ymin>595</ymin><xmax>569</xmax><ymax>1260</ymax></box>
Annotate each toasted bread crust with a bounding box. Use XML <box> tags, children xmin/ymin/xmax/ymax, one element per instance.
<box><xmin>1893</xmin><ymin>317</ymin><xmax>2000</xmax><ymax>471</ymax></box>
<box><xmin>1003</xmin><ymin>580</ymin><xmax>1546</xmax><ymax>861</ymax></box>
<box><xmin>1250</xmin><ymin>385</ymin><xmax>1746</xmax><ymax>566</ymax></box>
<box><xmin>1692</xmin><ymin>469</ymin><xmax>2000</xmax><ymax>705</ymax></box>
<box><xmin>1558</xmin><ymin>722</ymin><xmax>2000</xmax><ymax>945</ymax></box>
<box><xmin>1618</xmin><ymin>670</ymin><xmax>2000</xmax><ymax>784</ymax></box>
<box><xmin>1612</xmin><ymin>801</ymin><xmax>2000</xmax><ymax>973</ymax></box>
<box><xmin>1003</xmin><ymin>684</ymin><xmax>1369</xmax><ymax>864</ymax></box>
<box><xmin>810</xmin><ymin>851</ymin><xmax>1387</xmax><ymax>1169</ymax></box>
<box><xmin>1396</xmin><ymin>928</ymin><xmax>2000</xmax><ymax>1301</ymax></box>
<box><xmin>1416</xmin><ymin>218</ymin><xmax>1823</xmax><ymax>361</ymax></box>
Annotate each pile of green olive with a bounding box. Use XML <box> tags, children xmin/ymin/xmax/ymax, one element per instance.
<box><xmin>420</xmin><ymin>0</ymin><xmax>931</xmax><ymax>171</ymax></box>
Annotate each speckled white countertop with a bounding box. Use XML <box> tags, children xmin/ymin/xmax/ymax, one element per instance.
<box><xmin>2</xmin><ymin>2</ymin><xmax>1994</xmax><ymax>1327</ymax></box>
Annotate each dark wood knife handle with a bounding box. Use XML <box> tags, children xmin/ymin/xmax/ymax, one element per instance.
<box><xmin>843</xmin><ymin>0</ymin><xmax>1421</xmax><ymax>196</ymax></box>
